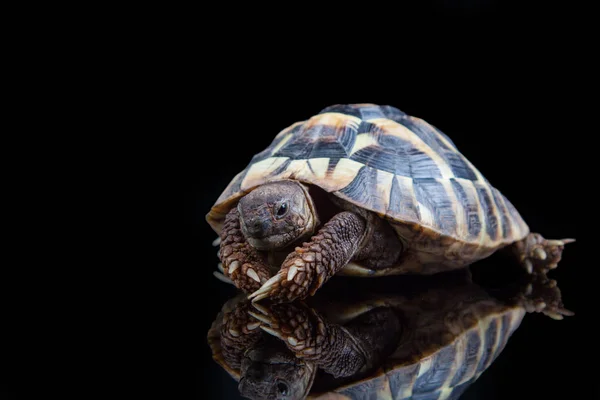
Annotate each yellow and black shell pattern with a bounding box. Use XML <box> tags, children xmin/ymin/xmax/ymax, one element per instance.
<box><xmin>207</xmin><ymin>104</ymin><xmax>529</xmax><ymax>267</ymax></box>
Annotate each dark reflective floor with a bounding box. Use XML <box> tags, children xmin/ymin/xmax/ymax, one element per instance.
<box><xmin>199</xmin><ymin>245</ymin><xmax>586</xmax><ymax>399</ymax></box>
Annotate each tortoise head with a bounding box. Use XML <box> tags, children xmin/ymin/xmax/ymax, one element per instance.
<box><xmin>239</xmin><ymin>338</ymin><xmax>316</xmax><ymax>400</ymax></box>
<box><xmin>238</xmin><ymin>180</ymin><xmax>319</xmax><ymax>251</ymax></box>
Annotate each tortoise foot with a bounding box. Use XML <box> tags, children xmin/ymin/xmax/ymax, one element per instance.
<box><xmin>513</xmin><ymin>233</ymin><xmax>575</xmax><ymax>275</ymax></box>
<box><xmin>213</xmin><ymin>262</ymin><xmax>235</xmax><ymax>285</ymax></box>
<box><xmin>227</xmin><ymin>258</ymin><xmax>270</xmax><ymax>293</ymax></box>
<box><xmin>218</xmin><ymin>206</ymin><xmax>272</xmax><ymax>293</ymax></box>
<box><xmin>248</xmin><ymin>248</ymin><xmax>318</xmax><ymax>303</ymax></box>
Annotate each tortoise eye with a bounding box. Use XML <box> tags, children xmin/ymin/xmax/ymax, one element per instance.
<box><xmin>274</xmin><ymin>202</ymin><xmax>289</xmax><ymax>219</ymax></box>
<box><xmin>276</xmin><ymin>380</ymin><xmax>289</xmax><ymax>396</ymax></box>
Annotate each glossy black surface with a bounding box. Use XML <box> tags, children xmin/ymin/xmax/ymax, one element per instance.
<box><xmin>202</xmin><ymin>260</ymin><xmax>578</xmax><ymax>399</ymax></box>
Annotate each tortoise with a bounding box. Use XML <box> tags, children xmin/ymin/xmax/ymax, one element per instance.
<box><xmin>207</xmin><ymin>269</ymin><xmax>572</xmax><ymax>400</ymax></box>
<box><xmin>206</xmin><ymin>104</ymin><xmax>575</xmax><ymax>303</ymax></box>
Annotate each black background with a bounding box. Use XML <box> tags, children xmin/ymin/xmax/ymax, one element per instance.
<box><xmin>0</xmin><ymin>2</ymin><xmax>593</xmax><ymax>399</ymax></box>
<box><xmin>184</xmin><ymin>4</ymin><xmax>593</xmax><ymax>400</ymax></box>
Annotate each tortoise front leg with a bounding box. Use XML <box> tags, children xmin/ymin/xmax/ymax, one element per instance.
<box><xmin>219</xmin><ymin>207</ymin><xmax>271</xmax><ymax>293</ymax></box>
<box><xmin>248</xmin><ymin>211</ymin><xmax>367</xmax><ymax>303</ymax></box>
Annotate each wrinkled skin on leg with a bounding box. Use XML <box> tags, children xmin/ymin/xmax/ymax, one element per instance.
<box><xmin>249</xmin><ymin>212</ymin><xmax>368</xmax><ymax>303</ymax></box>
<box><xmin>248</xmin><ymin>212</ymin><xmax>404</xmax><ymax>303</ymax></box>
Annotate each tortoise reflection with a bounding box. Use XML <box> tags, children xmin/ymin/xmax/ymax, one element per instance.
<box><xmin>208</xmin><ymin>270</ymin><xmax>571</xmax><ymax>400</ymax></box>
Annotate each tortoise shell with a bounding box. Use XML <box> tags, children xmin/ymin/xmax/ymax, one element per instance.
<box><xmin>207</xmin><ymin>104</ymin><xmax>529</xmax><ymax>272</ymax></box>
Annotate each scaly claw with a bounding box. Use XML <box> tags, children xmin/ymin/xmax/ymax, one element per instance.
<box><xmin>248</xmin><ymin>273</ymin><xmax>285</xmax><ymax>302</ymax></box>
<box><xmin>229</xmin><ymin>261</ymin><xmax>239</xmax><ymax>274</ymax></box>
<box><xmin>546</xmin><ymin>238</ymin><xmax>576</xmax><ymax>246</ymax></box>
<box><xmin>223</xmin><ymin>260</ymin><xmax>270</xmax><ymax>294</ymax></box>
<box><xmin>250</xmin><ymin>292</ymin><xmax>271</xmax><ymax>302</ymax></box>
<box><xmin>246</xmin><ymin>268</ymin><xmax>261</xmax><ymax>283</ymax></box>
<box><xmin>213</xmin><ymin>271</ymin><xmax>234</xmax><ymax>285</ymax></box>
<box><xmin>248</xmin><ymin>249</ymin><xmax>319</xmax><ymax>303</ymax></box>
<box><xmin>212</xmin><ymin>237</ymin><xmax>221</xmax><ymax>246</ymax></box>
<box><xmin>545</xmin><ymin>311</ymin><xmax>564</xmax><ymax>320</ymax></box>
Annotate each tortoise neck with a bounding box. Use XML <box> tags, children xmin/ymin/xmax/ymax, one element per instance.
<box><xmin>298</xmin><ymin>182</ymin><xmax>320</xmax><ymax>233</ymax></box>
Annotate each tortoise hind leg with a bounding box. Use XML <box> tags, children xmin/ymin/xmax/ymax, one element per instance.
<box><xmin>353</xmin><ymin>214</ymin><xmax>404</xmax><ymax>269</ymax></box>
<box><xmin>510</xmin><ymin>233</ymin><xmax>575</xmax><ymax>275</ymax></box>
